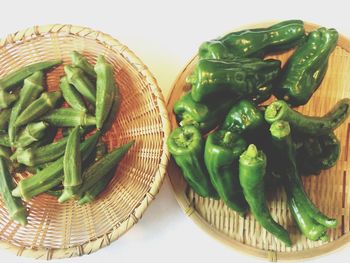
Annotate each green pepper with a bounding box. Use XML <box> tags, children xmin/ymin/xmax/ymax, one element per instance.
<box><xmin>269</xmin><ymin>120</ymin><xmax>337</xmax><ymax>229</ymax></box>
<box><xmin>167</xmin><ymin>125</ymin><xmax>218</xmax><ymax>198</ymax></box>
<box><xmin>248</xmin><ymin>83</ymin><xmax>273</xmax><ymax>105</ymax></box>
<box><xmin>187</xmin><ymin>58</ymin><xmax>281</xmax><ymax>102</ymax></box>
<box><xmin>198</xmin><ymin>20</ymin><xmax>305</xmax><ymax>59</ymax></box>
<box><xmin>174</xmin><ymin>92</ymin><xmax>236</xmax><ymax>134</ymax></box>
<box><xmin>274</xmin><ymin>27</ymin><xmax>338</xmax><ymax>106</ymax></box>
<box><xmin>239</xmin><ymin>144</ymin><xmax>291</xmax><ymax>246</ymax></box>
<box><xmin>204</xmin><ymin>130</ymin><xmax>248</xmax><ymax>215</ymax></box>
<box><xmin>264</xmin><ymin>99</ymin><xmax>350</xmax><ymax>135</ymax></box>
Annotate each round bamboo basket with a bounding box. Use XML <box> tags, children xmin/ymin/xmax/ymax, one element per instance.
<box><xmin>167</xmin><ymin>22</ymin><xmax>350</xmax><ymax>261</ymax></box>
<box><xmin>0</xmin><ymin>24</ymin><xmax>170</xmax><ymax>259</ymax></box>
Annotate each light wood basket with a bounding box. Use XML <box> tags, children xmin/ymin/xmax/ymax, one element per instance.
<box><xmin>0</xmin><ymin>24</ymin><xmax>170</xmax><ymax>259</ymax></box>
<box><xmin>167</xmin><ymin>22</ymin><xmax>350</xmax><ymax>261</ymax></box>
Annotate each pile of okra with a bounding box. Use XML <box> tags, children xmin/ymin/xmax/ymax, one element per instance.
<box><xmin>168</xmin><ymin>20</ymin><xmax>350</xmax><ymax>245</ymax></box>
<box><xmin>0</xmin><ymin>51</ymin><xmax>134</xmax><ymax>226</ymax></box>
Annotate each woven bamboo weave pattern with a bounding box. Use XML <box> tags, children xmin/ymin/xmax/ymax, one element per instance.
<box><xmin>167</xmin><ymin>22</ymin><xmax>350</xmax><ymax>261</ymax></box>
<box><xmin>0</xmin><ymin>24</ymin><xmax>170</xmax><ymax>259</ymax></box>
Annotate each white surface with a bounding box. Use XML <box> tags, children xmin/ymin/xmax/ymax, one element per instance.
<box><xmin>0</xmin><ymin>0</ymin><xmax>350</xmax><ymax>262</ymax></box>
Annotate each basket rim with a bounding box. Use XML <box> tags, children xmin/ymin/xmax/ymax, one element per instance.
<box><xmin>166</xmin><ymin>20</ymin><xmax>350</xmax><ymax>261</ymax></box>
<box><xmin>0</xmin><ymin>23</ymin><xmax>171</xmax><ymax>260</ymax></box>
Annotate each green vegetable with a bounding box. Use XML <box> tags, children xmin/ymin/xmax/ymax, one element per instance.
<box><xmin>15</xmin><ymin>121</ymin><xmax>48</xmax><ymax>148</ymax></box>
<box><xmin>8</xmin><ymin>71</ymin><xmax>44</xmax><ymax>144</ymax></box>
<box><xmin>204</xmin><ymin>130</ymin><xmax>248</xmax><ymax>215</ymax></box>
<box><xmin>59</xmin><ymin>126</ymin><xmax>82</xmax><ymax>203</ymax></box>
<box><xmin>0</xmin><ymin>109</ymin><xmax>11</xmax><ymax>131</ymax></box>
<box><xmin>40</xmin><ymin>108</ymin><xmax>96</xmax><ymax>127</ymax></box>
<box><xmin>0</xmin><ymin>60</ymin><xmax>61</xmax><ymax>91</ymax></box>
<box><xmin>0</xmin><ymin>131</ymin><xmax>11</xmax><ymax>147</ymax></box>
<box><xmin>167</xmin><ymin>125</ymin><xmax>218</xmax><ymax>198</ymax></box>
<box><xmin>174</xmin><ymin>92</ymin><xmax>236</xmax><ymax>134</ymax></box>
<box><xmin>187</xmin><ymin>58</ymin><xmax>281</xmax><ymax>102</ymax></box>
<box><xmin>274</xmin><ymin>27</ymin><xmax>338</xmax><ymax>106</ymax></box>
<box><xmin>60</xmin><ymin>76</ymin><xmax>87</xmax><ymax>112</ymax></box>
<box><xmin>64</xmin><ymin>65</ymin><xmax>96</xmax><ymax>104</ymax></box>
<box><xmin>0</xmin><ymin>156</ymin><xmax>27</xmax><ymax>225</ymax></box>
<box><xmin>14</xmin><ymin>91</ymin><xmax>62</xmax><ymax>127</ymax></box>
<box><xmin>0</xmin><ymin>90</ymin><xmax>18</xmax><ymax>109</ymax></box>
<box><xmin>101</xmin><ymin>83</ymin><xmax>121</xmax><ymax>133</ymax></box>
<box><xmin>239</xmin><ymin>144</ymin><xmax>291</xmax><ymax>246</ymax></box>
<box><xmin>95</xmin><ymin>55</ymin><xmax>116</xmax><ymax>129</ymax></box>
<box><xmin>198</xmin><ymin>20</ymin><xmax>305</xmax><ymax>59</ymax></box>
<box><xmin>71</xmin><ymin>51</ymin><xmax>96</xmax><ymax>79</ymax></box>
<box><xmin>264</xmin><ymin>99</ymin><xmax>350</xmax><ymax>135</ymax></box>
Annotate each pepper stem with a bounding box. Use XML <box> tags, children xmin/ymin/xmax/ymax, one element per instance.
<box><xmin>223</xmin><ymin>131</ymin><xmax>233</xmax><ymax>145</ymax></box>
<box><xmin>270</xmin><ymin>120</ymin><xmax>291</xmax><ymax>140</ymax></box>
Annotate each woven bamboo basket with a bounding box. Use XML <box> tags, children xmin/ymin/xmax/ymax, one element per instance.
<box><xmin>167</xmin><ymin>22</ymin><xmax>350</xmax><ymax>261</ymax></box>
<box><xmin>0</xmin><ymin>24</ymin><xmax>170</xmax><ymax>259</ymax></box>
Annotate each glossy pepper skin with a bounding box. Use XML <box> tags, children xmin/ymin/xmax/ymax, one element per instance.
<box><xmin>274</xmin><ymin>27</ymin><xmax>339</xmax><ymax>106</ymax></box>
<box><xmin>167</xmin><ymin>125</ymin><xmax>218</xmax><ymax>198</ymax></box>
<box><xmin>270</xmin><ymin>121</ymin><xmax>337</xmax><ymax>231</ymax></box>
<box><xmin>198</xmin><ymin>20</ymin><xmax>305</xmax><ymax>59</ymax></box>
<box><xmin>239</xmin><ymin>144</ymin><xmax>292</xmax><ymax>246</ymax></box>
<box><xmin>187</xmin><ymin>58</ymin><xmax>281</xmax><ymax>102</ymax></box>
<box><xmin>204</xmin><ymin>130</ymin><xmax>248</xmax><ymax>215</ymax></box>
<box><xmin>174</xmin><ymin>92</ymin><xmax>236</xmax><ymax>134</ymax></box>
<box><xmin>264</xmin><ymin>99</ymin><xmax>350</xmax><ymax>135</ymax></box>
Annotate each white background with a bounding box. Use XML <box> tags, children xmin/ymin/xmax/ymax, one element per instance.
<box><xmin>1</xmin><ymin>0</ymin><xmax>350</xmax><ymax>262</ymax></box>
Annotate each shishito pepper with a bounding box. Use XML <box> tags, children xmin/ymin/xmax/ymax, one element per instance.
<box><xmin>274</xmin><ymin>27</ymin><xmax>339</xmax><ymax>106</ymax></box>
<box><xmin>204</xmin><ymin>130</ymin><xmax>248</xmax><ymax>215</ymax></box>
<box><xmin>167</xmin><ymin>125</ymin><xmax>218</xmax><ymax>198</ymax></box>
<box><xmin>198</xmin><ymin>20</ymin><xmax>305</xmax><ymax>59</ymax></box>
<box><xmin>174</xmin><ymin>92</ymin><xmax>236</xmax><ymax>134</ymax></box>
<box><xmin>187</xmin><ymin>58</ymin><xmax>281</xmax><ymax>102</ymax></box>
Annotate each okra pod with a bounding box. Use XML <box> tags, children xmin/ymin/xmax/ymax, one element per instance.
<box><xmin>0</xmin><ymin>60</ymin><xmax>61</xmax><ymax>91</ymax></box>
<box><xmin>0</xmin><ymin>90</ymin><xmax>18</xmax><ymax>109</ymax></box>
<box><xmin>15</xmin><ymin>121</ymin><xmax>48</xmax><ymax>148</ymax></box>
<box><xmin>59</xmin><ymin>76</ymin><xmax>87</xmax><ymax>112</ymax></box>
<box><xmin>95</xmin><ymin>55</ymin><xmax>115</xmax><ymax>129</ymax></box>
<box><xmin>64</xmin><ymin>65</ymin><xmax>96</xmax><ymax>104</ymax></box>
<box><xmin>71</xmin><ymin>51</ymin><xmax>96</xmax><ymax>79</ymax></box>
<box><xmin>101</xmin><ymin>84</ymin><xmax>120</xmax><ymax>133</ymax></box>
<box><xmin>59</xmin><ymin>126</ymin><xmax>82</xmax><ymax>203</ymax></box>
<box><xmin>12</xmin><ymin>131</ymin><xmax>100</xmax><ymax>201</ymax></box>
<box><xmin>8</xmin><ymin>71</ymin><xmax>44</xmax><ymax>144</ymax></box>
<box><xmin>0</xmin><ymin>145</ymin><xmax>11</xmax><ymax>159</ymax></box>
<box><xmin>0</xmin><ymin>156</ymin><xmax>27</xmax><ymax>225</ymax></box>
<box><xmin>14</xmin><ymin>91</ymin><xmax>62</xmax><ymax>127</ymax></box>
<box><xmin>76</xmin><ymin>140</ymin><xmax>134</xmax><ymax>197</ymax></box>
<box><xmin>0</xmin><ymin>109</ymin><xmax>11</xmax><ymax>131</ymax></box>
<box><xmin>40</xmin><ymin>108</ymin><xmax>96</xmax><ymax>127</ymax></box>
<box><xmin>0</xmin><ymin>131</ymin><xmax>11</xmax><ymax>147</ymax></box>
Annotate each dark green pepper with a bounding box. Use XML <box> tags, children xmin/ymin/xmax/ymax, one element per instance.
<box><xmin>167</xmin><ymin>125</ymin><xmax>218</xmax><ymax>198</ymax></box>
<box><xmin>198</xmin><ymin>20</ymin><xmax>305</xmax><ymax>59</ymax></box>
<box><xmin>174</xmin><ymin>92</ymin><xmax>236</xmax><ymax>134</ymax></box>
<box><xmin>187</xmin><ymin>58</ymin><xmax>281</xmax><ymax>102</ymax></box>
<box><xmin>204</xmin><ymin>130</ymin><xmax>248</xmax><ymax>215</ymax></box>
<box><xmin>264</xmin><ymin>99</ymin><xmax>350</xmax><ymax>135</ymax></box>
<box><xmin>274</xmin><ymin>27</ymin><xmax>338</xmax><ymax>106</ymax></box>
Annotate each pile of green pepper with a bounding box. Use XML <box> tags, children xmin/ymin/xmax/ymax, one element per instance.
<box><xmin>168</xmin><ymin>20</ymin><xmax>348</xmax><ymax>245</ymax></box>
<box><xmin>0</xmin><ymin>52</ymin><xmax>133</xmax><ymax>226</ymax></box>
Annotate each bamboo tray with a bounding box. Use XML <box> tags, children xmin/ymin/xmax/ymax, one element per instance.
<box><xmin>0</xmin><ymin>24</ymin><xmax>170</xmax><ymax>259</ymax></box>
<box><xmin>167</xmin><ymin>22</ymin><xmax>350</xmax><ymax>261</ymax></box>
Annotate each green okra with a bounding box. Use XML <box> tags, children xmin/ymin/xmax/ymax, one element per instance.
<box><xmin>64</xmin><ymin>65</ymin><xmax>96</xmax><ymax>104</ymax></box>
<box><xmin>8</xmin><ymin>71</ymin><xmax>44</xmax><ymax>144</ymax></box>
<box><xmin>40</xmin><ymin>108</ymin><xmax>96</xmax><ymax>127</ymax></box>
<box><xmin>101</xmin><ymin>84</ymin><xmax>121</xmax><ymax>133</ymax></box>
<box><xmin>12</xmin><ymin>131</ymin><xmax>100</xmax><ymax>201</ymax></box>
<box><xmin>15</xmin><ymin>121</ymin><xmax>48</xmax><ymax>148</ymax></box>
<box><xmin>0</xmin><ymin>145</ymin><xmax>11</xmax><ymax>159</ymax></box>
<box><xmin>0</xmin><ymin>109</ymin><xmax>11</xmax><ymax>131</ymax></box>
<box><xmin>95</xmin><ymin>55</ymin><xmax>115</xmax><ymax>129</ymax></box>
<box><xmin>59</xmin><ymin>126</ymin><xmax>82</xmax><ymax>203</ymax></box>
<box><xmin>59</xmin><ymin>76</ymin><xmax>87</xmax><ymax>112</ymax></box>
<box><xmin>0</xmin><ymin>156</ymin><xmax>27</xmax><ymax>225</ymax></box>
<box><xmin>0</xmin><ymin>60</ymin><xmax>61</xmax><ymax>91</ymax></box>
<box><xmin>0</xmin><ymin>90</ymin><xmax>18</xmax><ymax>109</ymax></box>
<box><xmin>71</xmin><ymin>51</ymin><xmax>96</xmax><ymax>79</ymax></box>
<box><xmin>0</xmin><ymin>131</ymin><xmax>11</xmax><ymax>147</ymax></box>
<box><xmin>14</xmin><ymin>91</ymin><xmax>62</xmax><ymax>127</ymax></box>
<box><xmin>76</xmin><ymin>140</ymin><xmax>135</xmax><ymax>197</ymax></box>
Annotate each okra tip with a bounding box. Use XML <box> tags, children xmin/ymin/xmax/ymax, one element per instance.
<box><xmin>77</xmin><ymin>194</ymin><xmax>92</xmax><ymax>205</ymax></box>
<box><xmin>12</xmin><ymin>186</ymin><xmax>21</xmax><ymax>198</ymax></box>
<box><xmin>58</xmin><ymin>189</ymin><xmax>74</xmax><ymax>203</ymax></box>
<box><xmin>12</xmin><ymin>209</ymin><xmax>28</xmax><ymax>226</ymax></box>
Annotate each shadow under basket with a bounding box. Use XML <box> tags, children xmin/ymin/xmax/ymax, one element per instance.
<box><xmin>0</xmin><ymin>24</ymin><xmax>170</xmax><ymax>259</ymax></box>
<box><xmin>167</xmin><ymin>22</ymin><xmax>350</xmax><ymax>261</ymax></box>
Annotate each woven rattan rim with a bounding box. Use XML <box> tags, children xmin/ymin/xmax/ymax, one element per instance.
<box><xmin>0</xmin><ymin>24</ymin><xmax>170</xmax><ymax>260</ymax></box>
<box><xmin>167</xmin><ymin>21</ymin><xmax>350</xmax><ymax>261</ymax></box>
